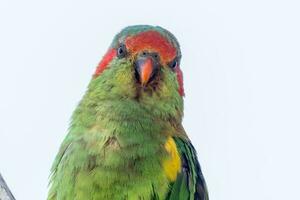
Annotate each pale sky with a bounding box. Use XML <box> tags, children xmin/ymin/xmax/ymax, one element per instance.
<box><xmin>0</xmin><ymin>0</ymin><xmax>300</xmax><ymax>199</ymax></box>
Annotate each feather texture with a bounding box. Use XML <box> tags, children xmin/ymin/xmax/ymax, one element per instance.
<box><xmin>166</xmin><ymin>137</ymin><xmax>209</xmax><ymax>200</ymax></box>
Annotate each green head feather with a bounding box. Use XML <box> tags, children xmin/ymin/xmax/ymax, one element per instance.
<box><xmin>89</xmin><ymin>25</ymin><xmax>184</xmax><ymax>123</ymax></box>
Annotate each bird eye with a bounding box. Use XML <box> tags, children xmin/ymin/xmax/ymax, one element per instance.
<box><xmin>168</xmin><ymin>58</ymin><xmax>178</xmax><ymax>70</ymax></box>
<box><xmin>117</xmin><ymin>44</ymin><xmax>127</xmax><ymax>58</ymax></box>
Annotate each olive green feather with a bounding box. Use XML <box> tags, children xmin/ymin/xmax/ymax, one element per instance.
<box><xmin>167</xmin><ymin>137</ymin><xmax>209</xmax><ymax>200</ymax></box>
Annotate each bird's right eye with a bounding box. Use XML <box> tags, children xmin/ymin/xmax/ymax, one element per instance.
<box><xmin>168</xmin><ymin>58</ymin><xmax>179</xmax><ymax>70</ymax></box>
<box><xmin>117</xmin><ymin>44</ymin><xmax>127</xmax><ymax>58</ymax></box>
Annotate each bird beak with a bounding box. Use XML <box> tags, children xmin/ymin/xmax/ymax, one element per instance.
<box><xmin>135</xmin><ymin>55</ymin><xmax>158</xmax><ymax>86</ymax></box>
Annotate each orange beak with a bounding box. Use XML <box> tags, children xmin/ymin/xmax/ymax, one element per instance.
<box><xmin>139</xmin><ymin>58</ymin><xmax>153</xmax><ymax>86</ymax></box>
<box><xmin>135</xmin><ymin>56</ymin><xmax>158</xmax><ymax>86</ymax></box>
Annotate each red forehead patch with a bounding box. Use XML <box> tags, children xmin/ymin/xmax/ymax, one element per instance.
<box><xmin>125</xmin><ymin>31</ymin><xmax>177</xmax><ymax>63</ymax></box>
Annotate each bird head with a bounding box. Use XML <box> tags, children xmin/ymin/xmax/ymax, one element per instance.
<box><xmin>89</xmin><ymin>25</ymin><xmax>184</xmax><ymax>119</ymax></box>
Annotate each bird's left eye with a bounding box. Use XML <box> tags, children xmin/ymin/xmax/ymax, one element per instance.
<box><xmin>117</xmin><ymin>44</ymin><xmax>127</xmax><ymax>58</ymax></box>
<box><xmin>168</xmin><ymin>58</ymin><xmax>179</xmax><ymax>70</ymax></box>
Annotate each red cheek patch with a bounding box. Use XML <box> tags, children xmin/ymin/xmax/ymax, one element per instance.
<box><xmin>94</xmin><ymin>48</ymin><xmax>117</xmax><ymax>77</ymax></box>
<box><xmin>175</xmin><ymin>67</ymin><xmax>184</xmax><ymax>96</ymax></box>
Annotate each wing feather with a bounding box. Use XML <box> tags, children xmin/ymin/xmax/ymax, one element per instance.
<box><xmin>167</xmin><ymin>137</ymin><xmax>209</xmax><ymax>200</ymax></box>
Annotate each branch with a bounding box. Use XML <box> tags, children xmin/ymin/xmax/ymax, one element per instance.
<box><xmin>0</xmin><ymin>173</ymin><xmax>15</xmax><ymax>200</ymax></box>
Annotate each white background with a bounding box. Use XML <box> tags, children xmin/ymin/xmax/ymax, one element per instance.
<box><xmin>0</xmin><ymin>0</ymin><xmax>299</xmax><ymax>199</ymax></box>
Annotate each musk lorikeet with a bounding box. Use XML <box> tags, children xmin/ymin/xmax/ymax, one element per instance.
<box><xmin>48</xmin><ymin>25</ymin><xmax>209</xmax><ymax>200</ymax></box>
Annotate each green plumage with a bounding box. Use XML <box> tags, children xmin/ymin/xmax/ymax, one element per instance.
<box><xmin>48</xmin><ymin>25</ymin><xmax>208</xmax><ymax>200</ymax></box>
<box><xmin>167</xmin><ymin>138</ymin><xmax>209</xmax><ymax>200</ymax></box>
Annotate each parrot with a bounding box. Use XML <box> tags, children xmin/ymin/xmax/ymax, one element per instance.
<box><xmin>48</xmin><ymin>25</ymin><xmax>209</xmax><ymax>200</ymax></box>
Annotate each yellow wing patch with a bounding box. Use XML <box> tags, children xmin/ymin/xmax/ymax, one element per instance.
<box><xmin>163</xmin><ymin>137</ymin><xmax>182</xmax><ymax>182</ymax></box>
